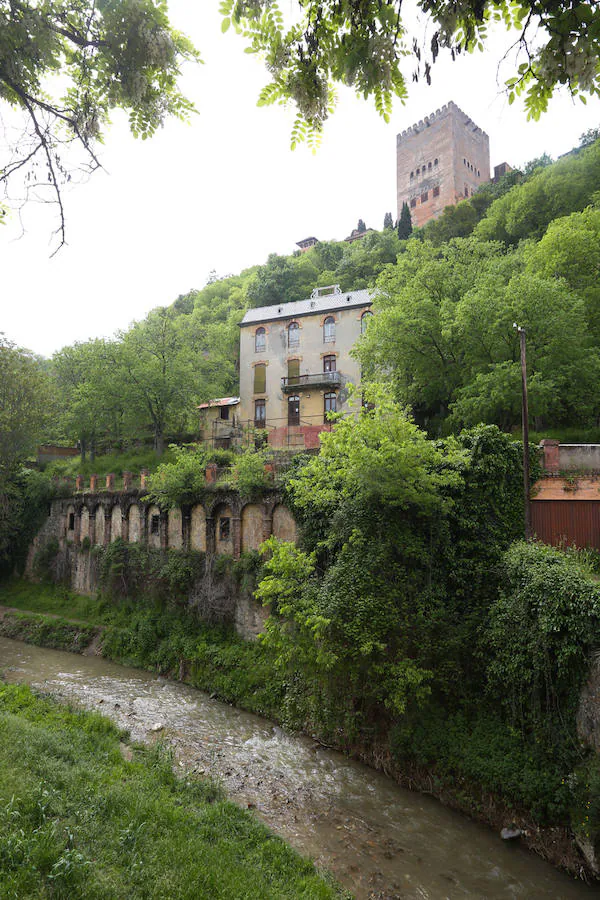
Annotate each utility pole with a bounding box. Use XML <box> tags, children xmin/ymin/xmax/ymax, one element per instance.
<box><xmin>514</xmin><ymin>324</ymin><xmax>531</xmax><ymax>540</ymax></box>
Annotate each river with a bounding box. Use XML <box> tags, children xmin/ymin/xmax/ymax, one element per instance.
<box><xmin>0</xmin><ymin>636</ymin><xmax>596</xmax><ymax>899</ymax></box>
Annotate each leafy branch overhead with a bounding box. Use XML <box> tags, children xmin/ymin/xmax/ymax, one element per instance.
<box><xmin>0</xmin><ymin>0</ymin><xmax>199</xmax><ymax>249</ymax></box>
<box><xmin>220</xmin><ymin>0</ymin><xmax>600</xmax><ymax>142</ymax></box>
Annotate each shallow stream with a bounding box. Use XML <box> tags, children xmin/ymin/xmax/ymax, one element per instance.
<box><xmin>1</xmin><ymin>636</ymin><xmax>596</xmax><ymax>899</ymax></box>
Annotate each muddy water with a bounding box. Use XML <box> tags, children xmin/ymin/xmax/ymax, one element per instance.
<box><xmin>0</xmin><ymin>637</ymin><xmax>596</xmax><ymax>900</ymax></box>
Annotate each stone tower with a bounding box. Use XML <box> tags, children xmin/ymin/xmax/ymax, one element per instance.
<box><xmin>396</xmin><ymin>102</ymin><xmax>490</xmax><ymax>229</ymax></box>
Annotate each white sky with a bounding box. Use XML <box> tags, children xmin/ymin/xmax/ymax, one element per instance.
<box><xmin>2</xmin><ymin>2</ymin><xmax>599</xmax><ymax>358</ymax></box>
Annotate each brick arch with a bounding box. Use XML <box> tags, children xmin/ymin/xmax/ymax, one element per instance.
<box><xmin>241</xmin><ymin>503</ymin><xmax>265</xmax><ymax>552</ymax></box>
<box><xmin>110</xmin><ymin>504</ymin><xmax>123</xmax><ymax>541</ymax></box>
<box><xmin>212</xmin><ymin>501</ymin><xmax>234</xmax><ymax>556</ymax></box>
<box><xmin>190</xmin><ymin>504</ymin><xmax>207</xmax><ymax>552</ymax></box>
<box><xmin>95</xmin><ymin>506</ymin><xmax>106</xmax><ymax>545</ymax></box>
<box><xmin>272</xmin><ymin>504</ymin><xmax>297</xmax><ymax>543</ymax></box>
<box><xmin>80</xmin><ymin>507</ymin><xmax>90</xmax><ymax>542</ymax></box>
<box><xmin>64</xmin><ymin>503</ymin><xmax>76</xmax><ymax>540</ymax></box>
<box><xmin>168</xmin><ymin>507</ymin><xmax>183</xmax><ymax>550</ymax></box>
<box><xmin>128</xmin><ymin>504</ymin><xmax>142</xmax><ymax>543</ymax></box>
<box><xmin>146</xmin><ymin>505</ymin><xmax>161</xmax><ymax>549</ymax></box>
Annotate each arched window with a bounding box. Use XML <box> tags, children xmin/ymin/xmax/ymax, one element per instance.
<box><xmin>361</xmin><ymin>311</ymin><xmax>374</xmax><ymax>334</ymax></box>
<box><xmin>324</xmin><ymin>393</ymin><xmax>337</xmax><ymax>421</ymax></box>
<box><xmin>428</xmin><ymin>161</ymin><xmax>432</xmax><ymax>170</ymax></box>
<box><xmin>410</xmin><ymin>171</ymin><xmax>414</xmax><ymax>180</ymax></box>
<box><xmin>323</xmin><ymin>316</ymin><xmax>335</xmax><ymax>343</ymax></box>
<box><xmin>288</xmin><ymin>322</ymin><xmax>300</xmax><ymax>348</ymax></box>
<box><xmin>255</xmin><ymin>327</ymin><xmax>265</xmax><ymax>352</ymax></box>
<box><xmin>434</xmin><ymin>158</ymin><xmax>439</xmax><ymax>166</ymax></box>
<box><xmin>288</xmin><ymin>395</ymin><xmax>300</xmax><ymax>426</ymax></box>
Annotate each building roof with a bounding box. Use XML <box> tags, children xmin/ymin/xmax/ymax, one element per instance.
<box><xmin>296</xmin><ymin>237</ymin><xmax>319</xmax><ymax>247</ymax></box>
<box><xmin>197</xmin><ymin>396</ymin><xmax>240</xmax><ymax>410</ymax></box>
<box><xmin>239</xmin><ymin>289</ymin><xmax>373</xmax><ymax>327</ymax></box>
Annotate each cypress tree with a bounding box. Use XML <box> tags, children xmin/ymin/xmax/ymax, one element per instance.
<box><xmin>397</xmin><ymin>202</ymin><xmax>412</xmax><ymax>240</ymax></box>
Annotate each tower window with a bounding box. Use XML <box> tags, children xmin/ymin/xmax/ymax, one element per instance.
<box><xmin>323</xmin><ymin>316</ymin><xmax>336</xmax><ymax>343</ymax></box>
<box><xmin>361</xmin><ymin>311</ymin><xmax>374</xmax><ymax>334</ymax></box>
<box><xmin>288</xmin><ymin>322</ymin><xmax>300</xmax><ymax>348</ymax></box>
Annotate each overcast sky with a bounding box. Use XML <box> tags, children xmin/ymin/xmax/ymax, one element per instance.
<box><xmin>2</xmin><ymin>2</ymin><xmax>599</xmax><ymax>358</ymax></box>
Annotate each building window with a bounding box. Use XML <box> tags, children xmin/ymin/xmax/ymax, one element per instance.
<box><xmin>287</xmin><ymin>358</ymin><xmax>300</xmax><ymax>384</ymax></box>
<box><xmin>254</xmin><ymin>399</ymin><xmax>266</xmax><ymax>428</ymax></box>
<box><xmin>150</xmin><ymin>514</ymin><xmax>160</xmax><ymax>535</ymax></box>
<box><xmin>416</xmin><ymin>167</ymin><xmax>420</xmax><ymax>176</ymax></box>
<box><xmin>219</xmin><ymin>517</ymin><xmax>230</xmax><ymax>541</ymax></box>
<box><xmin>421</xmin><ymin>192</ymin><xmax>428</xmax><ymax>203</ymax></box>
<box><xmin>360</xmin><ymin>311</ymin><xmax>374</xmax><ymax>334</ymax></box>
<box><xmin>288</xmin><ymin>322</ymin><xmax>300</xmax><ymax>348</ymax></box>
<box><xmin>477</xmin><ymin>169</ymin><xmax>480</xmax><ymax>177</ymax></box>
<box><xmin>433</xmin><ymin>185</ymin><xmax>440</xmax><ymax>198</ymax></box>
<box><xmin>253</xmin><ymin>363</ymin><xmax>266</xmax><ymax>393</ymax></box>
<box><xmin>464</xmin><ymin>184</ymin><xmax>469</xmax><ymax>197</ymax></box>
<box><xmin>288</xmin><ymin>395</ymin><xmax>300</xmax><ymax>427</ymax></box>
<box><xmin>410</xmin><ymin>198</ymin><xmax>416</xmax><ymax>208</ymax></box>
<box><xmin>323</xmin><ymin>316</ymin><xmax>336</xmax><ymax>343</ymax></box>
<box><xmin>428</xmin><ymin>161</ymin><xmax>432</xmax><ymax>170</ymax></box>
<box><xmin>255</xmin><ymin>327</ymin><xmax>265</xmax><ymax>352</ymax></box>
<box><xmin>410</xmin><ymin>171</ymin><xmax>414</xmax><ymax>180</ymax></box>
<box><xmin>220</xmin><ymin>405</ymin><xmax>230</xmax><ymax>421</ymax></box>
<box><xmin>434</xmin><ymin>158</ymin><xmax>438</xmax><ymax>166</ymax></box>
<box><xmin>324</xmin><ymin>392</ymin><xmax>337</xmax><ymax>421</ymax></box>
<box><xmin>68</xmin><ymin>512</ymin><xmax>75</xmax><ymax>531</ymax></box>
<box><xmin>323</xmin><ymin>354</ymin><xmax>336</xmax><ymax>373</ymax></box>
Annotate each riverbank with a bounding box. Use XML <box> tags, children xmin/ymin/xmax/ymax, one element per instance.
<box><xmin>0</xmin><ymin>578</ymin><xmax>597</xmax><ymax>886</ymax></box>
<box><xmin>0</xmin><ymin>681</ymin><xmax>345</xmax><ymax>898</ymax></box>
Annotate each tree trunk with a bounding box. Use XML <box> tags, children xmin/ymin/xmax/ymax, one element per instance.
<box><xmin>154</xmin><ymin>430</ymin><xmax>165</xmax><ymax>457</ymax></box>
<box><xmin>80</xmin><ymin>437</ymin><xmax>87</xmax><ymax>463</ymax></box>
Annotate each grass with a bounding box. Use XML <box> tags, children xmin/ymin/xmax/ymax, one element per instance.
<box><xmin>0</xmin><ymin>580</ymin><xmax>105</xmax><ymax>625</ymax></box>
<box><xmin>44</xmin><ymin>448</ymin><xmax>178</xmax><ymax>479</ymax></box>
<box><xmin>0</xmin><ymin>683</ymin><xmax>345</xmax><ymax>899</ymax></box>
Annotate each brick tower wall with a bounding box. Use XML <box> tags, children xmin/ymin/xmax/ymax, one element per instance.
<box><xmin>396</xmin><ymin>101</ymin><xmax>490</xmax><ymax>229</ymax></box>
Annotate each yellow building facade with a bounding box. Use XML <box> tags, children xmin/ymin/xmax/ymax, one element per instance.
<box><xmin>239</xmin><ymin>286</ymin><xmax>373</xmax><ymax>450</ymax></box>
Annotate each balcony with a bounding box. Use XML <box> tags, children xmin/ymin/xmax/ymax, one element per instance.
<box><xmin>281</xmin><ymin>371</ymin><xmax>341</xmax><ymax>392</ymax></box>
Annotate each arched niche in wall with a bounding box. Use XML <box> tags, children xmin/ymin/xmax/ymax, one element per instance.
<box><xmin>272</xmin><ymin>504</ymin><xmax>297</xmax><ymax>543</ymax></box>
<box><xmin>190</xmin><ymin>504</ymin><xmax>206</xmax><ymax>552</ymax></box>
<box><xmin>213</xmin><ymin>502</ymin><xmax>234</xmax><ymax>556</ymax></box>
<box><xmin>111</xmin><ymin>505</ymin><xmax>122</xmax><ymax>541</ymax></box>
<box><xmin>80</xmin><ymin>507</ymin><xmax>90</xmax><ymax>541</ymax></box>
<box><xmin>146</xmin><ymin>505</ymin><xmax>161</xmax><ymax>549</ymax></box>
<box><xmin>65</xmin><ymin>504</ymin><xmax>76</xmax><ymax>540</ymax></box>
<box><xmin>241</xmin><ymin>504</ymin><xmax>264</xmax><ymax>552</ymax></box>
<box><xmin>168</xmin><ymin>508</ymin><xmax>182</xmax><ymax>550</ymax></box>
<box><xmin>95</xmin><ymin>506</ymin><xmax>105</xmax><ymax>545</ymax></box>
<box><xmin>128</xmin><ymin>504</ymin><xmax>141</xmax><ymax>543</ymax></box>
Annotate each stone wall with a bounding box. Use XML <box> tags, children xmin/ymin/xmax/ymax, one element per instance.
<box><xmin>26</xmin><ymin>487</ymin><xmax>298</xmax><ymax>640</ymax></box>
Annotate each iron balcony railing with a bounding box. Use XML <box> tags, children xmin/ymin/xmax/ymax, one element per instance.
<box><xmin>281</xmin><ymin>371</ymin><xmax>341</xmax><ymax>392</ymax></box>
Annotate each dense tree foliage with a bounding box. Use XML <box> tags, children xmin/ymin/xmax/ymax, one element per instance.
<box><xmin>31</xmin><ymin>134</ymin><xmax>600</xmax><ymax>453</ymax></box>
<box><xmin>223</xmin><ymin>0</ymin><xmax>600</xmax><ymax>143</ymax></box>
<box><xmin>0</xmin><ymin>0</ymin><xmax>198</xmax><ymax>247</ymax></box>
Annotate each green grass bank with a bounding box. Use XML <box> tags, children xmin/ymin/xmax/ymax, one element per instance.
<box><xmin>0</xmin><ymin>681</ymin><xmax>345</xmax><ymax>899</ymax></box>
